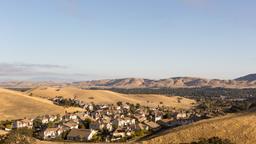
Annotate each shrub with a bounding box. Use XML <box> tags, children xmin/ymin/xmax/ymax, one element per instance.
<box><xmin>135</xmin><ymin>103</ymin><xmax>141</xmax><ymax>109</ymax></box>
<box><xmin>117</xmin><ymin>101</ymin><xmax>122</xmax><ymax>106</ymax></box>
<box><xmin>177</xmin><ymin>97</ymin><xmax>183</xmax><ymax>103</ymax></box>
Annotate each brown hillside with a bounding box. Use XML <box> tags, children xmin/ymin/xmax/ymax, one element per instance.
<box><xmin>26</xmin><ymin>86</ymin><xmax>195</xmax><ymax>109</ymax></box>
<box><xmin>143</xmin><ymin>112</ymin><xmax>256</xmax><ymax>144</ymax></box>
<box><xmin>0</xmin><ymin>88</ymin><xmax>78</xmax><ymax>120</ymax></box>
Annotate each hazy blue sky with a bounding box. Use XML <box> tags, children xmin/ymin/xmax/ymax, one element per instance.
<box><xmin>0</xmin><ymin>0</ymin><xmax>255</xmax><ymax>80</ymax></box>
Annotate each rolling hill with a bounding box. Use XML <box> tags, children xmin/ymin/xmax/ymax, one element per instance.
<box><xmin>1</xmin><ymin>74</ymin><xmax>256</xmax><ymax>89</ymax></box>
<box><xmin>0</xmin><ymin>88</ymin><xmax>79</xmax><ymax>120</ymax></box>
<box><xmin>73</xmin><ymin>76</ymin><xmax>256</xmax><ymax>89</ymax></box>
<box><xmin>142</xmin><ymin>112</ymin><xmax>256</xmax><ymax>144</ymax></box>
<box><xmin>26</xmin><ymin>86</ymin><xmax>195</xmax><ymax>109</ymax></box>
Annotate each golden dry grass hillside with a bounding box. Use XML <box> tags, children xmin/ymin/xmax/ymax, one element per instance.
<box><xmin>143</xmin><ymin>112</ymin><xmax>256</xmax><ymax>144</ymax></box>
<box><xmin>0</xmin><ymin>88</ymin><xmax>81</xmax><ymax>121</ymax></box>
<box><xmin>26</xmin><ymin>86</ymin><xmax>195</xmax><ymax>109</ymax></box>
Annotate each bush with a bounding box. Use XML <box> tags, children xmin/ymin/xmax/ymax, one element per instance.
<box><xmin>117</xmin><ymin>101</ymin><xmax>122</xmax><ymax>106</ymax></box>
<box><xmin>83</xmin><ymin>118</ymin><xmax>92</xmax><ymax>129</ymax></box>
<box><xmin>177</xmin><ymin>97</ymin><xmax>183</xmax><ymax>103</ymax></box>
<box><xmin>91</xmin><ymin>134</ymin><xmax>104</xmax><ymax>142</ymax></box>
<box><xmin>134</xmin><ymin>130</ymin><xmax>146</xmax><ymax>137</ymax></box>
<box><xmin>0</xmin><ymin>120</ymin><xmax>13</xmax><ymax>130</ymax></box>
<box><xmin>135</xmin><ymin>103</ymin><xmax>141</xmax><ymax>109</ymax></box>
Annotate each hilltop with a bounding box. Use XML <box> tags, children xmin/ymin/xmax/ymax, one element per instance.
<box><xmin>235</xmin><ymin>74</ymin><xmax>256</xmax><ymax>82</ymax></box>
<box><xmin>26</xmin><ymin>86</ymin><xmax>195</xmax><ymax>109</ymax></box>
<box><xmin>0</xmin><ymin>88</ymin><xmax>80</xmax><ymax>120</ymax></box>
<box><xmin>142</xmin><ymin>112</ymin><xmax>256</xmax><ymax>144</ymax></box>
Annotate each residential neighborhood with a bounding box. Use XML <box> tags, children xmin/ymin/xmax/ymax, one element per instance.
<box><xmin>0</xmin><ymin>96</ymin><xmax>211</xmax><ymax>143</ymax></box>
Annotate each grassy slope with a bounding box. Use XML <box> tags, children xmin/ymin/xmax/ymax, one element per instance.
<box><xmin>0</xmin><ymin>88</ymin><xmax>81</xmax><ymax>120</ymax></box>
<box><xmin>143</xmin><ymin>112</ymin><xmax>256</xmax><ymax>144</ymax></box>
<box><xmin>27</xmin><ymin>86</ymin><xmax>195</xmax><ymax>109</ymax></box>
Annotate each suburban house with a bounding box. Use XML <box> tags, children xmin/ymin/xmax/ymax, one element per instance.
<box><xmin>12</xmin><ymin>118</ymin><xmax>33</xmax><ymax>129</ymax></box>
<box><xmin>176</xmin><ymin>112</ymin><xmax>187</xmax><ymax>119</ymax></box>
<box><xmin>157</xmin><ymin>118</ymin><xmax>175</xmax><ymax>127</ymax></box>
<box><xmin>63</xmin><ymin>114</ymin><xmax>78</xmax><ymax>121</ymax></box>
<box><xmin>62</xmin><ymin>121</ymin><xmax>79</xmax><ymax>129</ymax></box>
<box><xmin>122</xmin><ymin>103</ymin><xmax>130</xmax><ymax>110</ymax></box>
<box><xmin>67</xmin><ymin>129</ymin><xmax>97</xmax><ymax>141</ymax></box>
<box><xmin>112</xmin><ymin>118</ymin><xmax>136</xmax><ymax>127</ymax></box>
<box><xmin>88</xmin><ymin>104</ymin><xmax>94</xmax><ymax>111</ymax></box>
<box><xmin>76</xmin><ymin>112</ymin><xmax>91</xmax><ymax>121</ymax></box>
<box><xmin>144</xmin><ymin>121</ymin><xmax>161</xmax><ymax>132</ymax></box>
<box><xmin>153</xmin><ymin>111</ymin><xmax>163</xmax><ymax>122</ymax></box>
<box><xmin>134</xmin><ymin>123</ymin><xmax>149</xmax><ymax>131</ymax></box>
<box><xmin>133</xmin><ymin>114</ymin><xmax>147</xmax><ymax>123</ymax></box>
<box><xmin>41</xmin><ymin>127</ymin><xmax>64</xmax><ymax>140</ymax></box>
<box><xmin>112</xmin><ymin>128</ymin><xmax>126</xmax><ymax>138</ymax></box>
<box><xmin>39</xmin><ymin>115</ymin><xmax>58</xmax><ymax>124</ymax></box>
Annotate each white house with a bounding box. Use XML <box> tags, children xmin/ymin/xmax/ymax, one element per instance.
<box><xmin>62</xmin><ymin>121</ymin><xmax>79</xmax><ymax>129</ymax></box>
<box><xmin>63</xmin><ymin>114</ymin><xmax>78</xmax><ymax>121</ymax></box>
<box><xmin>41</xmin><ymin>128</ymin><xmax>64</xmax><ymax>140</ymax></box>
<box><xmin>13</xmin><ymin>119</ymin><xmax>33</xmax><ymax>129</ymax></box>
<box><xmin>113</xmin><ymin>129</ymin><xmax>126</xmax><ymax>138</ymax></box>
<box><xmin>176</xmin><ymin>112</ymin><xmax>187</xmax><ymax>119</ymax></box>
<box><xmin>112</xmin><ymin>118</ymin><xmax>136</xmax><ymax>127</ymax></box>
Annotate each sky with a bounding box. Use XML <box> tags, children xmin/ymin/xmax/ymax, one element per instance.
<box><xmin>0</xmin><ymin>0</ymin><xmax>256</xmax><ymax>81</ymax></box>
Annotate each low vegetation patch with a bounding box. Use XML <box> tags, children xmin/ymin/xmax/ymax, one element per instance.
<box><xmin>0</xmin><ymin>128</ymin><xmax>35</xmax><ymax>144</ymax></box>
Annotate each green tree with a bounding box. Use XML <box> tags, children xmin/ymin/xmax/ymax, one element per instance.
<box><xmin>0</xmin><ymin>120</ymin><xmax>13</xmax><ymax>130</ymax></box>
<box><xmin>117</xmin><ymin>101</ymin><xmax>123</xmax><ymax>106</ymax></box>
<box><xmin>83</xmin><ymin>118</ymin><xmax>92</xmax><ymax>129</ymax></box>
<box><xmin>130</xmin><ymin>104</ymin><xmax>137</xmax><ymax>114</ymax></box>
<box><xmin>135</xmin><ymin>103</ymin><xmax>141</xmax><ymax>109</ymax></box>
<box><xmin>47</xmin><ymin>121</ymin><xmax>55</xmax><ymax>128</ymax></box>
<box><xmin>32</xmin><ymin>119</ymin><xmax>45</xmax><ymax>138</ymax></box>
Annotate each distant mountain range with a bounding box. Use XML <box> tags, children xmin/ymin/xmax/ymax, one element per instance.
<box><xmin>73</xmin><ymin>74</ymin><xmax>256</xmax><ymax>89</ymax></box>
<box><xmin>0</xmin><ymin>81</ymin><xmax>68</xmax><ymax>88</ymax></box>
<box><xmin>0</xmin><ymin>74</ymin><xmax>256</xmax><ymax>89</ymax></box>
